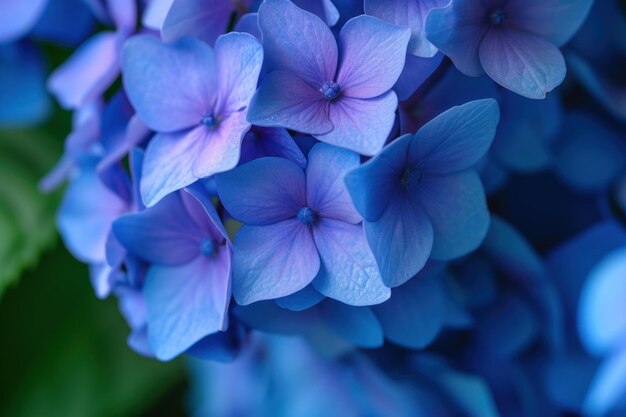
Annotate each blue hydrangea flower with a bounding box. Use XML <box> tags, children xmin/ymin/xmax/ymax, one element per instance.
<box><xmin>112</xmin><ymin>185</ymin><xmax>232</xmax><ymax>361</ymax></box>
<box><xmin>217</xmin><ymin>142</ymin><xmax>390</xmax><ymax>306</ymax></box>
<box><xmin>247</xmin><ymin>0</ymin><xmax>410</xmax><ymax>156</ymax></box>
<box><xmin>122</xmin><ymin>32</ymin><xmax>263</xmax><ymax>206</ymax></box>
<box><xmin>425</xmin><ymin>0</ymin><xmax>595</xmax><ymax>99</ymax></box>
<box><xmin>345</xmin><ymin>99</ymin><xmax>500</xmax><ymax>287</ymax></box>
<box><xmin>0</xmin><ymin>0</ymin><xmax>48</xmax><ymax>43</ymax></box>
<box><xmin>364</xmin><ymin>0</ymin><xmax>449</xmax><ymax>58</ymax></box>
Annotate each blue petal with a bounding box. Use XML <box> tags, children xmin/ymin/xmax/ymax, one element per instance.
<box><xmin>394</xmin><ymin>53</ymin><xmax>443</xmax><ymax>101</ymax></box>
<box><xmin>234</xmin><ymin>301</ymin><xmax>320</xmax><ymax>335</ymax></box>
<box><xmin>364</xmin><ymin>195</ymin><xmax>433</xmax><ymax>287</ymax></box>
<box><xmin>232</xmin><ymin>220</ymin><xmax>320</xmax><ymax>305</ymax></box>
<box><xmin>186</xmin><ymin>325</ymin><xmax>244</xmax><ymax>362</ymax></box>
<box><xmin>144</xmin><ymin>253</ymin><xmax>231</xmax><ymax>361</ymax></box>
<box><xmin>312</xmin><ymin>219</ymin><xmax>390</xmax><ymax>306</ymax></box>
<box><xmin>276</xmin><ymin>285</ymin><xmax>325</xmax><ymax>311</ymax></box>
<box><xmin>317</xmin><ymin>92</ymin><xmax>398</xmax><ymax>156</ymax></box>
<box><xmin>161</xmin><ymin>0</ymin><xmax>241</xmax><ymax>45</ymax></box>
<box><xmin>319</xmin><ymin>300</ymin><xmax>383</xmax><ymax>348</ymax></box>
<box><xmin>584</xmin><ymin>349</ymin><xmax>626</xmax><ymax>416</ymax></box>
<box><xmin>240</xmin><ymin>127</ymin><xmax>307</xmax><ymax>169</ymax></box>
<box><xmin>234</xmin><ymin>13</ymin><xmax>262</xmax><ymax>40</ymax></box>
<box><xmin>306</xmin><ymin>143</ymin><xmax>361</xmax><ymax>224</ymax></box>
<box><xmin>408</xmin><ymin>99</ymin><xmax>500</xmax><ymax>174</ymax></box>
<box><xmin>258</xmin><ymin>0</ymin><xmax>337</xmax><ymax>85</ymax></box>
<box><xmin>0</xmin><ymin>0</ymin><xmax>47</xmax><ymax>42</ymax></box>
<box><xmin>292</xmin><ymin>0</ymin><xmax>340</xmax><ymax>26</ymax></box>
<box><xmin>216</xmin><ymin>157</ymin><xmax>306</xmax><ymax>226</ymax></box>
<box><xmin>30</xmin><ymin>0</ymin><xmax>95</xmax><ymax>47</ymax></box>
<box><xmin>415</xmin><ymin>170</ymin><xmax>490</xmax><ymax>260</ymax></box>
<box><xmin>122</xmin><ymin>35</ymin><xmax>216</xmax><ymax>132</ymax></box>
<box><xmin>373</xmin><ymin>268</ymin><xmax>446</xmax><ymax>348</ymax></box>
<box><xmin>479</xmin><ymin>28</ymin><xmax>566</xmax><ymax>99</ymax></box>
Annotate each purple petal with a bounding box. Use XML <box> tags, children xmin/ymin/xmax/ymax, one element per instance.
<box><xmin>48</xmin><ymin>31</ymin><xmax>120</xmax><ymax>109</ymax></box>
<box><xmin>216</xmin><ymin>157</ymin><xmax>306</xmax><ymax>226</ymax></box>
<box><xmin>0</xmin><ymin>0</ymin><xmax>47</xmax><ymax>42</ymax></box>
<box><xmin>317</xmin><ymin>92</ymin><xmax>398</xmax><ymax>156</ymax></box>
<box><xmin>425</xmin><ymin>1</ymin><xmax>488</xmax><ymax>76</ymax></box>
<box><xmin>240</xmin><ymin>127</ymin><xmax>307</xmax><ymax>169</ymax></box>
<box><xmin>364</xmin><ymin>195</ymin><xmax>433</xmax><ymax>287</ymax></box>
<box><xmin>258</xmin><ymin>0</ymin><xmax>337</xmax><ymax>85</ymax></box>
<box><xmin>234</xmin><ymin>13</ymin><xmax>262</xmax><ymax>40</ymax></box>
<box><xmin>364</xmin><ymin>0</ymin><xmax>448</xmax><ymax>58</ymax></box>
<box><xmin>312</xmin><ymin>219</ymin><xmax>390</xmax><ymax>306</ymax></box>
<box><xmin>112</xmin><ymin>193</ymin><xmax>203</xmax><ymax>266</ymax></box>
<box><xmin>344</xmin><ymin>134</ymin><xmax>410</xmax><ymax>222</ymax></box>
<box><xmin>232</xmin><ymin>220</ymin><xmax>320</xmax><ymax>305</ymax></box>
<box><xmin>121</xmin><ymin>35</ymin><xmax>216</xmax><ymax>132</ymax></box>
<box><xmin>144</xmin><ymin>253</ymin><xmax>231</xmax><ymax>360</ymax></box>
<box><xmin>214</xmin><ymin>32</ymin><xmax>263</xmax><ymax>114</ymax></box>
<box><xmin>161</xmin><ymin>0</ymin><xmax>238</xmax><ymax>45</ymax></box>
<box><xmin>108</xmin><ymin>0</ymin><xmax>137</xmax><ymax>32</ymax></box>
<box><xmin>140</xmin><ymin>127</ymin><xmax>205</xmax><ymax>207</ymax></box>
<box><xmin>142</xmin><ymin>0</ymin><xmax>174</xmax><ymax>30</ymax></box>
<box><xmin>479</xmin><ymin>28</ymin><xmax>566</xmax><ymax>99</ymax></box>
<box><xmin>409</xmin><ymin>99</ymin><xmax>500</xmax><ymax>175</ymax></box>
<box><xmin>509</xmin><ymin>0</ymin><xmax>594</xmax><ymax>47</ymax></box>
<box><xmin>306</xmin><ymin>143</ymin><xmax>361</xmax><ymax>224</ymax></box>
<box><xmin>293</xmin><ymin>0</ymin><xmax>340</xmax><ymax>26</ymax></box>
<box><xmin>415</xmin><ymin>171</ymin><xmax>490</xmax><ymax>260</ymax></box>
<box><xmin>336</xmin><ymin>15</ymin><xmax>410</xmax><ymax>99</ymax></box>
<box><xmin>247</xmin><ymin>70</ymin><xmax>333</xmax><ymax>134</ymax></box>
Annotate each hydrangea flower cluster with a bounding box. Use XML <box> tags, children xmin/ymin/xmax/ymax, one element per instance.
<box><xmin>9</xmin><ymin>0</ymin><xmax>626</xmax><ymax>415</ymax></box>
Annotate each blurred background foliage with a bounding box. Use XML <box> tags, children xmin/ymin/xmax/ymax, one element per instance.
<box><xmin>0</xmin><ymin>46</ymin><xmax>188</xmax><ymax>417</ymax></box>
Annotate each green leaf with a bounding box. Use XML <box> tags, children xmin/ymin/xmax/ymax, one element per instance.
<box><xmin>0</xmin><ymin>127</ymin><xmax>63</xmax><ymax>298</ymax></box>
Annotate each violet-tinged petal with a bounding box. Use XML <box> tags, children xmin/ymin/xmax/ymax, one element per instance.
<box><xmin>216</xmin><ymin>157</ymin><xmax>306</xmax><ymax>226</ymax></box>
<box><xmin>479</xmin><ymin>28</ymin><xmax>566</xmax><ymax>99</ymax></box>
<box><xmin>247</xmin><ymin>70</ymin><xmax>333</xmax><ymax>134</ymax></box>
<box><xmin>373</xmin><ymin>269</ymin><xmax>446</xmax><ymax>348</ymax></box>
<box><xmin>191</xmin><ymin>110</ymin><xmax>249</xmax><ymax>179</ymax></box>
<box><xmin>336</xmin><ymin>15</ymin><xmax>410</xmax><ymax>99</ymax></box>
<box><xmin>140</xmin><ymin>128</ymin><xmax>204</xmax><ymax>207</ymax></box>
<box><xmin>319</xmin><ymin>300</ymin><xmax>384</xmax><ymax>348</ymax></box>
<box><xmin>161</xmin><ymin>0</ymin><xmax>236</xmax><ymax>45</ymax></box>
<box><xmin>240</xmin><ymin>127</ymin><xmax>307</xmax><ymax>169</ymax></box>
<box><xmin>144</xmin><ymin>253</ymin><xmax>230</xmax><ymax>361</ymax></box>
<box><xmin>234</xmin><ymin>13</ymin><xmax>262</xmax><ymax>40</ymax></box>
<box><xmin>364</xmin><ymin>195</ymin><xmax>433</xmax><ymax>287</ymax></box>
<box><xmin>409</xmin><ymin>99</ymin><xmax>500</xmax><ymax>175</ymax></box>
<box><xmin>142</xmin><ymin>0</ymin><xmax>174</xmax><ymax>30</ymax></box>
<box><xmin>306</xmin><ymin>143</ymin><xmax>361</xmax><ymax>224</ymax></box>
<box><xmin>318</xmin><ymin>92</ymin><xmax>398</xmax><ymax>156</ymax></box>
<box><xmin>0</xmin><ymin>0</ymin><xmax>47</xmax><ymax>42</ymax></box>
<box><xmin>364</xmin><ymin>0</ymin><xmax>449</xmax><ymax>58</ymax></box>
<box><xmin>184</xmin><ymin>183</ymin><xmax>230</xmax><ymax>241</ymax></box>
<box><xmin>108</xmin><ymin>0</ymin><xmax>137</xmax><ymax>32</ymax></box>
<box><xmin>232</xmin><ymin>220</ymin><xmax>320</xmax><ymax>305</ymax></box>
<box><xmin>48</xmin><ymin>31</ymin><xmax>120</xmax><ymax>109</ymax></box>
<box><xmin>508</xmin><ymin>0</ymin><xmax>595</xmax><ymax>47</ymax></box>
<box><xmin>425</xmin><ymin>2</ymin><xmax>488</xmax><ymax>76</ymax></box>
<box><xmin>122</xmin><ymin>35</ymin><xmax>217</xmax><ymax>132</ymax></box>
<box><xmin>214</xmin><ymin>32</ymin><xmax>263</xmax><ymax>114</ymax></box>
<box><xmin>312</xmin><ymin>218</ymin><xmax>390</xmax><ymax>306</ymax></box>
<box><xmin>415</xmin><ymin>170</ymin><xmax>490</xmax><ymax>260</ymax></box>
<box><xmin>293</xmin><ymin>0</ymin><xmax>340</xmax><ymax>26</ymax></box>
<box><xmin>344</xmin><ymin>134</ymin><xmax>410</xmax><ymax>222</ymax></box>
<box><xmin>276</xmin><ymin>285</ymin><xmax>325</xmax><ymax>311</ymax></box>
<box><xmin>112</xmin><ymin>193</ymin><xmax>202</xmax><ymax>266</ymax></box>
<box><xmin>258</xmin><ymin>0</ymin><xmax>338</xmax><ymax>85</ymax></box>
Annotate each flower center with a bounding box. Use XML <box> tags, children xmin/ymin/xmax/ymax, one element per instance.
<box><xmin>401</xmin><ymin>168</ymin><xmax>422</xmax><ymax>190</ymax></box>
<box><xmin>489</xmin><ymin>8</ymin><xmax>506</xmax><ymax>26</ymax></box>
<box><xmin>320</xmin><ymin>81</ymin><xmax>341</xmax><ymax>101</ymax></box>
<box><xmin>297</xmin><ymin>207</ymin><xmax>316</xmax><ymax>226</ymax></box>
<box><xmin>201</xmin><ymin>111</ymin><xmax>219</xmax><ymax>128</ymax></box>
<box><xmin>199</xmin><ymin>237</ymin><xmax>217</xmax><ymax>257</ymax></box>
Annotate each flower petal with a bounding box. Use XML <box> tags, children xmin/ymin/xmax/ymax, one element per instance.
<box><xmin>240</xmin><ymin>127</ymin><xmax>307</xmax><ymax>169</ymax></box>
<box><xmin>144</xmin><ymin>253</ymin><xmax>231</xmax><ymax>361</ymax></box>
<box><xmin>479</xmin><ymin>28</ymin><xmax>566</xmax><ymax>99</ymax></box>
<box><xmin>306</xmin><ymin>143</ymin><xmax>361</xmax><ymax>223</ymax></box>
<box><xmin>364</xmin><ymin>195</ymin><xmax>433</xmax><ymax>287</ymax></box>
<box><xmin>415</xmin><ymin>170</ymin><xmax>490</xmax><ymax>260</ymax></box>
<box><xmin>336</xmin><ymin>15</ymin><xmax>410</xmax><ymax>98</ymax></box>
<box><xmin>216</xmin><ymin>157</ymin><xmax>306</xmax><ymax>226</ymax></box>
<box><xmin>161</xmin><ymin>0</ymin><xmax>235</xmax><ymax>45</ymax></box>
<box><xmin>247</xmin><ymin>70</ymin><xmax>333</xmax><ymax>135</ymax></box>
<box><xmin>0</xmin><ymin>0</ymin><xmax>47</xmax><ymax>42</ymax></box>
<box><xmin>319</xmin><ymin>300</ymin><xmax>383</xmax><ymax>348</ymax></box>
<box><xmin>121</xmin><ymin>35</ymin><xmax>216</xmax><ymax>132</ymax></box>
<box><xmin>317</xmin><ymin>92</ymin><xmax>398</xmax><ymax>156</ymax></box>
<box><xmin>276</xmin><ymin>285</ymin><xmax>325</xmax><ymax>311</ymax></box>
<box><xmin>232</xmin><ymin>220</ymin><xmax>320</xmax><ymax>305</ymax></box>
<box><xmin>258</xmin><ymin>0</ymin><xmax>337</xmax><ymax>85</ymax></box>
<box><xmin>312</xmin><ymin>219</ymin><xmax>390</xmax><ymax>306</ymax></box>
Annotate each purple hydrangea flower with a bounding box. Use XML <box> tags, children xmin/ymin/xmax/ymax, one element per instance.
<box><xmin>425</xmin><ymin>0</ymin><xmax>594</xmax><ymax>99</ymax></box>
<box><xmin>247</xmin><ymin>0</ymin><xmax>410</xmax><ymax>156</ymax></box>
<box><xmin>216</xmin><ymin>143</ymin><xmax>390</xmax><ymax>306</ymax></box>
<box><xmin>345</xmin><ymin>99</ymin><xmax>500</xmax><ymax>287</ymax></box>
<box><xmin>112</xmin><ymin>185</ymin><xmax>232</xmax><ymax>360</ymax></box>
<box><xmin>121</xmin><ymin>32</ymin><xmax>263</xmax><ymax>206</ymax></box>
